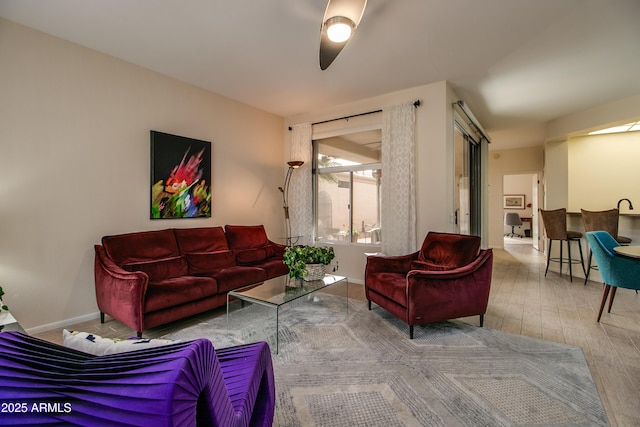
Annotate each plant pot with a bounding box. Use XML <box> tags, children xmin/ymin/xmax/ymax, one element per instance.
<box><xmin>303</xmin><ymin>264</ymin><xmax>326</xmax><ymax>281</ymax></box>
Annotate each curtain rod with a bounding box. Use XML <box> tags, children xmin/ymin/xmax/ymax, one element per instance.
<box><xmin>288</xmin><ymin>99</ymin><xmax>421</xmax><ymax>131</ymax></box>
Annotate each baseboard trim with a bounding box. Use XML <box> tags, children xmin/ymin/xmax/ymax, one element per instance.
<box><xmin>25</xmin><ymin>311</ymin><xmax>101</xmax><ymax>335</ymax></box>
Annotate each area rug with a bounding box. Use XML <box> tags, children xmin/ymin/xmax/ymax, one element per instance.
<box><xmin>164</xmin><ymin>293</ymin><xmax>609</xmax><ymax>426</ymax></box>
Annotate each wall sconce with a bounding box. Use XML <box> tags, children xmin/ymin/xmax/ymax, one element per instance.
<box><xmin>279</xmin><ymin>161</ymin><xmax>304</xmax><ymax>245</ymax></box>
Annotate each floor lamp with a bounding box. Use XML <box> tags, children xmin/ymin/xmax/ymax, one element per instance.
<box><xmin>279</xmin><ymin>161</ymin><xmax>304</xmax><ymax>246</ymax></box>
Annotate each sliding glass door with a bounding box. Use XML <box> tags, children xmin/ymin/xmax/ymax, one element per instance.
<box><xmin>454</xmin><ymin>124</ymin><xmax>482</xmax><ymax>236</ymax></box>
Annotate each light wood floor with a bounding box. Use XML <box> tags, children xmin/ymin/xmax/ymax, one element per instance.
<box><xmin>35</xmin><ymin>243</ymin><xmax>640</xmax><ymax>426</ymax></box>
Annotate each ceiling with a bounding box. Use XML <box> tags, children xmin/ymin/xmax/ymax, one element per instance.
<box><xmin>2</xmin><ymin>0</ymin><xmax>640</xmax><ymax>150</ymax></box>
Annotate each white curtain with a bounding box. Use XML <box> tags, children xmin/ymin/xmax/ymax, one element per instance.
<box><xmin>381</xmin><ymin>103</ymin><xmax>417</xmax><ymax>255</ymax></box>
<box><xmin>289</xmin><ymin>124</ymin><xmax>313</xmax><ymax>245</ymax></box>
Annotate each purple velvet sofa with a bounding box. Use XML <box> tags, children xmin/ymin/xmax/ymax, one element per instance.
<box><xmin>365</xmin><ymin>231</ymin><xmax>493</xmax><ymax>338</ymax></box>
<box><xmin>0</xmin><ymin>331</ymin><xmax>275</xmax><ymax>426</ymax></box>
<box><xmin>95</xmin><ymin>225</ymin><xmax>288</xmax><ymax>337</ymax></box>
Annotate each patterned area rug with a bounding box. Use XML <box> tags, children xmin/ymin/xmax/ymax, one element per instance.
<box><xmin>165</xmin><ymin>292</ymin><xmax>609</xmax><ymax>426</ymax></box>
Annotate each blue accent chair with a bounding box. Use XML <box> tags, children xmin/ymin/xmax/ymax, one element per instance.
<box><xmin>585</xmin><ymin>231</ymin><xmax>640</xmax><ymax>322</ymax></box>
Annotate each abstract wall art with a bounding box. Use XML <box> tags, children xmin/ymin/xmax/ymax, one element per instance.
<box><xmin>150</xmin><ymin>131</ymin><xmax>212</xmax><ymax>219</ymax></box>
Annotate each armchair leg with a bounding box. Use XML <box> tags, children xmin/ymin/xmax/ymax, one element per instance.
<box><xmin>100</xmin><ymin>312</ymin><xmax>105</xmax><ymax>324</ymax></box>
<box><xmin>597</xmin><ymin>284</ymin><xmax>612</xmax><ymax>322</ymax></box>
<box><xmin>479</xmin><ymin>314</ymin><xmax>484</xmax><ymax>327</ymax></box>
<box><xmin>137</xmin><ymin>331</ymin><xmax>143</xmax><ymax>338</ymax></box>
<box><xmin>409</xmin><ymin>325</ymin><xmax>414</xmax><ymax>339</ymax></box>
<box><xmin>367</xmin><ymin>300</ymin><xmax>371</xmax><ymax>310</ymax></box>
<box><xmin>607</xmin><ymin>287</ymin><xmax>618</xmax><ymax>313</ymax></box>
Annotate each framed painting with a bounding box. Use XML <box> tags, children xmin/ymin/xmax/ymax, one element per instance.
<box><xmin>150</xmin><ymin>131</ymin><xmax>212</xmax><ymax>219</ymax></box>
<box><xmin>503</xmin><ymin>194</ymin><xmax>525</xmax><ymax>209</ymax></box>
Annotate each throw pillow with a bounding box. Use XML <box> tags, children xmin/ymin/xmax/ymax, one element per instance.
<box><xmin>62</xmin><ymin>329</ymin><xmax>177</xmax><ymax>356</ymax></box>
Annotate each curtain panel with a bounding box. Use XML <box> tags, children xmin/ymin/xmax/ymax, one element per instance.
<box><xmin>381</xmin><ymin>103</ymin><xmax>417</xmax><ymax>255</ymax></box>
<box><xmin>289</xmin><ymin>124</ymin><xmax>313</xmax><ymax>245</ymax></box>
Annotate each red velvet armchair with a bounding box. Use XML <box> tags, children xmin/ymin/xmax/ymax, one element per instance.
<box><xmin>365</xmin><ymin>232</ymin><xmax>493</xmax><ymax>338</ymax></box>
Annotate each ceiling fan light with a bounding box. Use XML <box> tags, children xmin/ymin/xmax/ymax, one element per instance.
<box><xmin>325</xmin><ymin>16</ymin><xmax>355</xmax><ymax>43</ymax></box>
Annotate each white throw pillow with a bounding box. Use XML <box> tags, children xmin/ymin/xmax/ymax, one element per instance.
<box><xmin>62</xmin><ymin>329</ymin><xmax>177</xmax><ymax>356</ymax></box>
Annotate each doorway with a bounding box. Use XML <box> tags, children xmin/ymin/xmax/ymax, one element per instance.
<box><xmin>503</xmin><ymin>173</ymin><xmax>541</xmax><ymax>250</ymax></box>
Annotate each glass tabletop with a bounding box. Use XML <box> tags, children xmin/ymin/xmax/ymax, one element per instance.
<box><xmin>228</xmin><ymin>274</ymin><xmax>346</xmax><ymax>307</ymax></box>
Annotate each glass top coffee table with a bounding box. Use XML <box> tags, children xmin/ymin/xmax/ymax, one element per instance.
<box><xmin>227</xmin><ymin>274</ymin><xmax>347</xmax><ymax>353</ymax></box>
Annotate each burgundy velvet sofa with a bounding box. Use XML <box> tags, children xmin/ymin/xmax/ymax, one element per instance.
<box><xmin>94</xmin><ymin>225</ymin><xmax>288</xmax><ymax>336</ymax></box>
<box><xmin>365</xmin><ymin>231</ymin><xmax>493</xmax><ymax>338</ymax></box>
<box><xmin>0</xmin><ymin>331</ymin><xmax>275</xmax><ymax>426</ymax></box>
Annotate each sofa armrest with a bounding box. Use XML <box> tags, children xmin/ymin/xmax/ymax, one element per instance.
<box><xmin>94</xmin><ymin>245</ymin><xmax>148</xmax><ymax>333</ymax></box>
<box><xmin>365</xmin><ymin>252</ymin><xmax>418</xmax><ymax>275</ymax></box>
<box><xmin>268</xmin><ymin>241</ymin><xmax>286</xmax><ymax>258</ymax></box>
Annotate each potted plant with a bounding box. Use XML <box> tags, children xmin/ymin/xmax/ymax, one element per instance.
<box><xmin>283</xmin><ymin>246</ymin><xmax>335</xmax><ymax>281</ymax></box>
<box><xmin>0</xmin><ymin>286</ymin><xmax>7</xmax><ymax>312</ymax></box>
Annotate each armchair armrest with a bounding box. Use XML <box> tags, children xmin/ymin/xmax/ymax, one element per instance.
<box><xmin>407</xmin><ymin>249</ymin><xmax>493</xmax><ymax>281</ymax></box>
<box><xmin>365</xmin><ymin>252</ymin><xmax>419</xmax><ymax>274</ymax></box>
<box><xmin>405</xmin><ymin>249</ymin><xmax>493</xmax><ymax>325</ymax></box>
<box><xmin>94</xmin><ymin>245</ymin><xmax>148</xmax><ymax>333</ymax></box>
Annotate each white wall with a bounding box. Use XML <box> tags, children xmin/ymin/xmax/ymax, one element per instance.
<box><xmin>568</xmin><ymin>132</ymin><xmax>640</xmax><ymax>212</ymax></box>
<box><xmin>0</xmin><ymin>19</ymin><xmax>285</xmax><ymax>331</ymax></box>
<box><xmin>286</xmin><ymin>81</ymin><xmax>458</xmax><ymax>283</ymax></box>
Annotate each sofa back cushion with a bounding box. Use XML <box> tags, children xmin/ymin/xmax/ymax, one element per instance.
<box><xmin>186</xmin><ymin>251</ymin><xmax>236</xmax><ymax>275</ymax></box>
<box><xmin>121</xmin><ymin>257</ymin><xmax>188</xmax><ymax>282</ymax></box>
<box><xmin>102</xmin><ymin>229</ymin><xmax>187</xmax><ymax>281</ymax></box>
<box><xmin>416</xmin><ymin>232</ymin><xmax>481</xmax><ymax>269</ymax></box>
<box><xmin>174</xmin><ymin>227</ymin><xmax>229</xmax><ymax>254</ymax></box>
<box><xmin>102</xmin><ymin>229</ymin><xmax>180</xmax><ymax>265</ymax></box>
<box><xmin>225</xmin><ymin>225</ymin><xmax>269</xmax><ymax>250</ymax></box>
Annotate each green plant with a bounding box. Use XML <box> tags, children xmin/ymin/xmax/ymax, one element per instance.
<box><xmin>283</xmin><ymin>246</ymin><xmax>335</xmax><ymax>279</ymax></box>
<box><xmin>0</xmin><ymin>286</ymin><xmax>7</xmax><ymax>312</ymax></box>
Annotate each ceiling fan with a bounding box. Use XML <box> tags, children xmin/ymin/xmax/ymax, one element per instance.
<box><xmin>319</xmin><ymin>0</ymin><xmax>367</xmax><ymax>70</ymax></box>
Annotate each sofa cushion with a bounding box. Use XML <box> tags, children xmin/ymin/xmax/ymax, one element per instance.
<box><xmin>174</xmin><ymin>226</ymin><xmax>230</xmax><ymax>254</ymax></box>
<box><xmin>417</xmin><ymin>232</ymin><xmax>480</xmax><ymax>269</ymax></box>
<box><xmin>144</xmin><ymin>276</ymin><xmax>218</xmax><ymax>312</ymax></box>
<box><xmin>236</xmin><ymin>248</ymin><xmax>267</xmax><ymax>264</ymax></box>
<box><xmin>258</xmin><ymin>258</ymin><xmax>290</xmax><ymax>279</ymax></box>
<box><xmin>186</xmin><ymin>251</ymin><xmax>236</xmax><ymax>275</ymax></box>
<box><xmin>122</xmin><ymin>256</ymin><xmax>188</xmax><ymax>281</ymax></box>
<box><xmin>204</xmin><ymin>266</ymin><xmax>266</xmax><ymax>293</ymax></box>
<box><xmin>62</xmin><ymin>330</ymin><xmax>176</xmax><ymax>356</ymax></box>
<box><xmin>225</xmin><ymin>225</ymin><xmax>269</xmax><ymax>250</ymax></box>
<box><xmin>102</xmin><ymin>229</ymin><xmax>180</xmax><ymax>265</ymax></box>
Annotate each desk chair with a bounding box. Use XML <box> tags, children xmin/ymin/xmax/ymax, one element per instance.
<box><xmin>540</xmin><ymin>208</ymin><xmax>586</xmax><ymax>282</ymax></box>
<box><xmin>581</xmin><ymin>208</ymin><xmax>632</xmax><ymax>284</ymax></box>
<box><xmin>504</xmin><ymin>212</ymin><xmax>523</xmax><ymax>238</ymax></box>
<box><xmin>585</xmin><ymin>231</ymin><xmax>640</xmax><ymax>321</ymax></box>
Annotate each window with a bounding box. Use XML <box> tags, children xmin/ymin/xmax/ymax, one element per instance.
<box><xmin>314</xmin><ymin>129</ymin><xmax>382</xmax><ymax>244</ymax></box>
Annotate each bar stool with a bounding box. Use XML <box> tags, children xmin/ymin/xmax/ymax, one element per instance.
<box><xmin>539</xmin><ymin>208</ymin><xmax>586</xmax><ymax>282</ymax></box>
<box><xmin>581</xmin><ymin>208</ymin><xmax>632</xmax><ymax>284</ymax></box>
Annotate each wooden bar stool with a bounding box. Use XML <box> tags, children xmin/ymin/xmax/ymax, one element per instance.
<box><xmin>581</xmin><ymin>208</ymin><xmax>632</xmax><ymax>284</ymax></box>
<box><xmin>540</xmin><ymin>208</ymin><xmax>586</xmax><ymax>282</ymax></box>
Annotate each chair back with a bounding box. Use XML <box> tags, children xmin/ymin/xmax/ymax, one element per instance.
<box><xmin>418</xmin><ymin>232</ymin><xmax>480</xmax><ymax>268</ymax></box>
<box><xmin>539</xmin><ymin>208</ymin><xmax>568</xmax><ymax>240</ymax></box>
<box><xmin>581</xmin><ymin>209</ymin><xmax>619</xmax><ymax>238</ymax></box>
<box><xmin>504</xmin><ymin>212</ymin><xmax>522</xmax><ymax>226</ymax></box>
<box><xmin>585</xmin><ymin>231</ymin><xmax>619</xmax><ymax>283</ymax></box>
